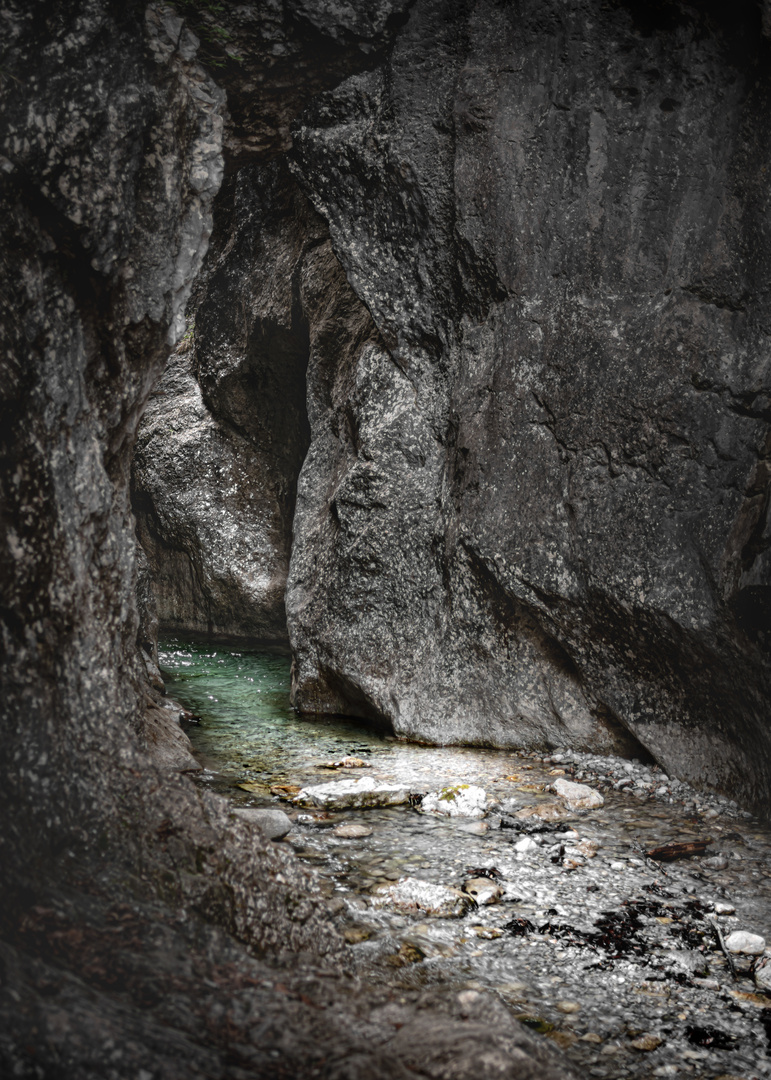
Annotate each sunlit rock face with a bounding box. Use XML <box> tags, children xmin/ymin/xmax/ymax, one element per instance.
<box><xmin>132</xmin><ymin>160</ymin><xmax>317</xmax><ymax>642</ymax></box>
<box><xmin>286</xmin><ymin>0</ymin><xmax>771</xmax><ymax>806</ymax></box>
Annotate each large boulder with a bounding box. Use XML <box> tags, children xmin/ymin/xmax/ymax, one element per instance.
<box><xmin>286</xmin><ymin>0</ymin><xmax>771</xmax><ymax>808</ymax></box>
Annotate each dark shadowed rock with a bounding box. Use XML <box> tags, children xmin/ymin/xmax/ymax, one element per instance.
<box><xmin>0</xmin><ymin>0</ymin><xmax>226</xmax><ymax>842</ymax></box>
<box><xmin>287</xmin><ymin>0</ymin><xmax>771</xmax><ymax>808</ymax></box>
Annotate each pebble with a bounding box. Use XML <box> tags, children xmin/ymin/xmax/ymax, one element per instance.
<box><xmin>556</xmin><ymin>1000</ymin><xmax>581</xmax><ymax>1013</ymax></box>
<box><xmin>232</xmin><ymin>807</ymin><xmax>292</xmax><ymax>839</ymax></box>
<box><xmin>457</xmin><ymin>989</ymin><xmax>481</xmax><ymax>1013</ymax></box>
<box><xmin>514</xmin><ymin>836</ymin><xmax>539</xmax><ymax>853</ymax></box>
<box><xmin>269</xmin><ymin>783</ymin><xmax>301</xmax><ymax>797</ymax></box>
<box><xmin>724</xmin><ymin>931</ymin><xmax>766</xmax><ymax>955</ymax></box>
<box><xmin>333</xmin><ymin>823</ymin><xmax>373</xmax><ymax>839</ymax></box>
<box><xmin>472</xmin><ymin>925</ymin><xmax>503</xmax><ymax>939</ymax></box>
<box><xmin>458</xmin><ymin>820</ymin><xmax>488</xmax><ymax>835</ymax></box>
<box><xmin>319</xmin><ymin>757</ymin><xmax>372</xmax><ymax>769</ymax></box>
<box><xmin>713</xmin><ymin>901</ymin><xmax>736</xmax><ymax>916</ymax></box>
<box><xmin>630</xmin><ymin>1033</ymin><xmax>662</xmax><ymax>1052</ymax></box>
<box><xmin>420</xmin><ymin>784</ymin><xmax>487</xmax><ymax>818</ymax></box>
<box><xmin>515</xmin><ymin>802</ymin><xmax>568</xmax><ymax>822</ymax></box>
<box><xmin>343</xmin><ymin>925</ymin><xmax>374</xmax><ymax>944</ymax></box>
<box><xmin>295</xmin><ymin>812</ymin><xmax>336</xmax><ymax>827</ymax></box>
<box><xmin>600</xmin><ymin>1042</ymin><xmax>623</xmax><ymax>1055</ymax></box>
<box><xmin>463</xmin><ymin>877</ymin><xmax>504</xmax><ymax>905</ymax></box>
<box><xmin>553</xmin><ymin>778</ymin><xmax>604</xmax><ymax>810</ymax></box>
<box><xmin>704</xmin><ymin>855</ymin><xmax>729</xmax><ymax>870</ymax></box>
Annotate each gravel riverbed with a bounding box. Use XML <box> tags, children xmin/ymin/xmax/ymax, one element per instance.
<box><xmin>162</xmin><ymin>639</ymin><xmax>771</xmax><ymax>1080</ymax></box>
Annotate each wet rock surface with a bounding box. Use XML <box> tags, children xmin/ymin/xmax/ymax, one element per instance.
<box><xmin>294</xmin><ymin>777</ymin><xmax>412</xmax><ymax>810</ymax></box>
<box><xmin>232</xmin><ymin>806</ymin><xmax>293</xmax><ymax>839</ymax></box>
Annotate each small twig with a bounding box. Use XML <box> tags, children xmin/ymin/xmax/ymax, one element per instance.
<box><xmin>709</xmin><ymin>916</ymin><xmax>737</xmax><ymax>981</ymax></box>
<box><xmin>632</xmin><ymin>838</ymin><xmax>668</xmax><ymax>877</ymax></box>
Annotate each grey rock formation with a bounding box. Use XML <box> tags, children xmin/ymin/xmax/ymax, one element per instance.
<box><xmin>0</xmin><ymin>0</ymin><xmax>225</xmax><ymax>841</ymax></box>
<box><xmin>0</xmin><ymin>3</ymin><xmax>577</xmax><ymax>1078</ymax></box>
<box><xmin>287</xmin><ymin>0</ymin><xmax>771</xmax><ymax>807</ymax></box>
<box><xmin>132</xmin><ymin>160</ymin><xmax>321</xmax><ymax>640</ymax></box>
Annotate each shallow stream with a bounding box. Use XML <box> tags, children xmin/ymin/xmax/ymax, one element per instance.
<box><xmin>161</xmin><ymin>637</ymin><xmax>771</xmax><ymax>1079</ymax></box>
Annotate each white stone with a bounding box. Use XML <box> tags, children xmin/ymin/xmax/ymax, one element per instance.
<box><xmin>420</xmin><ymin>784</ymin><xmax>487</xmax><ymax>818</ymax></box>
<box><xmin>713</xmin><ymin>901</ymin><xmax>736</xmax><ymax>916</ymax></box>
<box><xmin>553</xmin><ymin>778</ymin><xmax>604</xmax><ymax>810</ymax></box>
<box><xmin>463</xmin><ymin>877</ymin><xmax>504</xmax><ymax>905</ymax></box>
<box><xmin>514</xmin><ymin>836</ymin><xmax>539</xmax><ymax>852</ymax></box>
<box><xmin>458</xmin><ymin>820</ymin><xmax>488</xmax><ymax>835</ymax></box>
<box><xmin>372</xmin><ymin>878</ymin><xmax>474</xmax><ymax>918</ymax></box>
<box><xmin>333</xmin><ymin>823</ymin><xmax>373</xmax><ymax>839</ymax></box>
<box><xmin>725</xmin><ymin>930</ymin><xmax>766</xmax><ymax>955</ymax></box>
<box><xmin>292</xmin><ymin>777</ymin><xmax>410</xmax><ymax>809</ymax></box>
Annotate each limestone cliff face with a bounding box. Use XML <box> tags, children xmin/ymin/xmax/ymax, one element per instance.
<box><xmin>0</xmin><ymin>0</ymin><xmax>348</xmax><ymax>1025</ymax></box>
<box><xmin>131</xmin><ymin>0</ymin><xmax>771</xmax><ymax>807</ymax></box>
<box><xmin>5</xmin><ymin>5</ymin><xmax>575</xmax><ymax>1078</ymax></box>
<box><xmin>0</xmin><ymin>0</ymin><xmax>226</xmax><ymax>834</ymax></box>
<box><xmin>132</xmin><ymin>161</ymin><xmax>318</xmax><ymax>641</ymax></box>
<box><xmin>285</xmin><ymin>0</ymin><xmax>771</xmax><ymax>805</ymax></box>
<box><xmin>129</xmin><ymin>0</ymin><xmax>414</xmax><ymax>643</ymax></box>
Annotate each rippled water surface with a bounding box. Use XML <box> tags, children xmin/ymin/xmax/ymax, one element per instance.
<box><xmin>161</xmin><ymin>638</ymin><xmax>771</xmax><ymax>1080</ymax></box>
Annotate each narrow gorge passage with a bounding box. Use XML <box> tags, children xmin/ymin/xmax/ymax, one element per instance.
<box><xmin>3</xmin><ymin>2</ymin><xmax>771</xmax><ymax>1079</ymax></box>
<box><xmin>163</xmin><ymin>637</ymin><xmax>771</xmax><ymax>1080</ymax></box>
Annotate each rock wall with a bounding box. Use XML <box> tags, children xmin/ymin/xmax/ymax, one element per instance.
<box><xmin>129</xmin><ymin>0</ymin><xmax>413</xmax><ymax>643</ymax></box>
<box><xmin>132</xmin><ymin>160</ymin><xmax>318</xmax><ymax>641</ymax></box>
<box><xmin>286</xmin><ymin>0</ymin><xmax>771</xmax><ymax>807</ymax></box>
<box><xmin>4</xmin><ymin>0</ymin><xmax>771</xmax><ymax>1074</ymax></box>
<box><xmin>0</xmin><ymin>0</ymin><xmax>226</xmax><ymax>837</ymax></box>
<box><xmin>2</xmin><ymin>5</ymin><xmax>580</xmax><ymax>1079</ymax></box>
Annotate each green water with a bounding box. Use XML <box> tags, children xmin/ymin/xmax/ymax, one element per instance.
<box><xmin>158</xmin><ymin>637</ymin><xmax>392</xmax><ymax>800</ymax></box>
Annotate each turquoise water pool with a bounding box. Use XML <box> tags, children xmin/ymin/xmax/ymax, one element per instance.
<box><xmin>158</xmin><ymin>637</ymin><xmax>392</xmax><ymax>800</ymax></box>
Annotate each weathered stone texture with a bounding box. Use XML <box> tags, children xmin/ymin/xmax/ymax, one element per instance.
<box><xmin>0</xmin><ymin>4</ymin><xmax>581</xmax><ymax>1079</ymax></box>
<box><xmin>0</xmin><ymin>0</ymin><xmax>225</xmax><ymax>839</ymax></box>
<box><xmin>287</xmin><ymin>0</ymin><xmax>771</xmax><ymax>805</ymax></box>
<box><xmin>0</xmin><ymin>0</ymin><xmax>342</xmax><ymax>1063</ymax></box>
<box><xmin>132</xmin><ymin>160</ymin><xmax>320</xmax><ymax>640</ymax></box>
